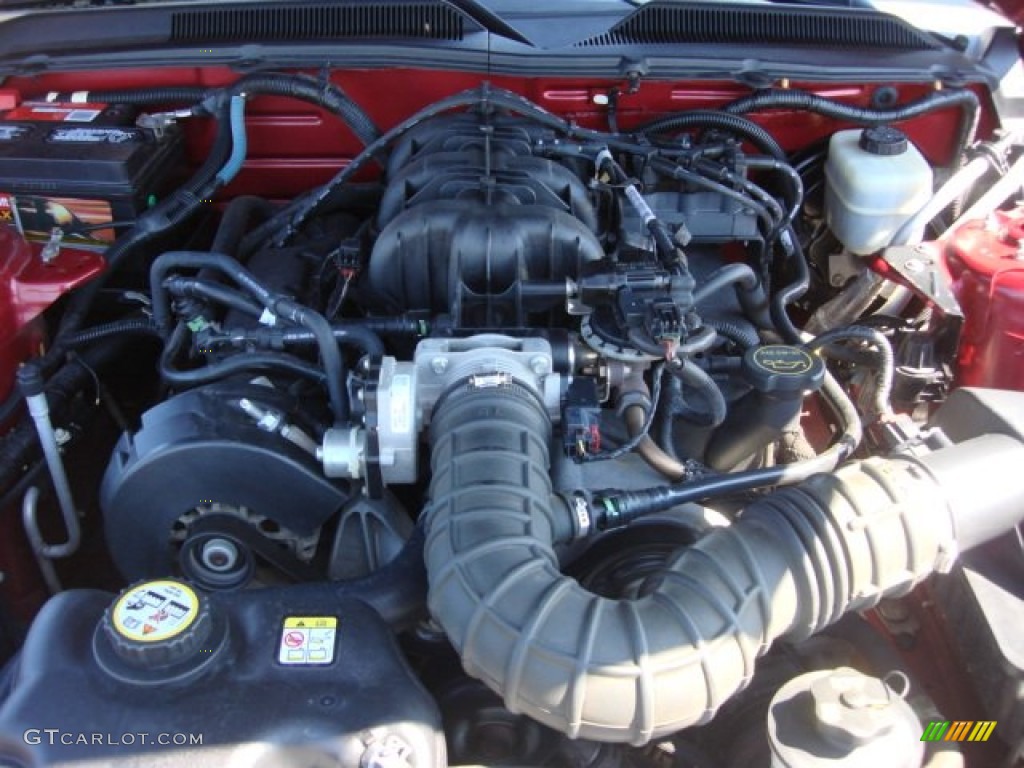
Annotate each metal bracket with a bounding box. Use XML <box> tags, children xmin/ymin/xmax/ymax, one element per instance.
<box><xmin>880</xmin><ymin>244</ymin><xmax>964</xmax><ymax>321</ymax></box>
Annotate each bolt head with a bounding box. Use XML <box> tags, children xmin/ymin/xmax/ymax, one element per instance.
<box><xmin>431</xmin><ymin>357</ymin><xmax>449</xmax><ymax>375</ymax></box>
<box><xmin>54</xmin><ymin>428</ymin><xmax>72</xmax><ymax>446</ymax></box>
<box><xmin>904</xmin><ymin>258</ymin><xmax>925</xmax><ymax>274</ymax></box>
<box><xmin>530</xmin><ymin>356</ymin><xmax>550</xmax><ymax>375</ymax></box>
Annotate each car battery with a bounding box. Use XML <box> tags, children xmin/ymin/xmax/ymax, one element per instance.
<box><xmin>0</xmin><ymin>100</ymin><xmax>182</xmax><ymax>249</ymax></box>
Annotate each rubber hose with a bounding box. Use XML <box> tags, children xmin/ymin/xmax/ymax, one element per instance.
<box><xmin>181</xmin><ymin>195</ymin><xmax>279</xmax><ymax>318</ymax></box>
<box><xmin>691</xmin><ymin>157</ymin><xmax>787</xmax><ymax>227</ymax></box>
<box><xmin>670</xmin><ymin>359</ymin><xmax>727</xmax><ymax>428</ymax></box>
<box><xmin>723</xmin><ymin>88</ymin><xmax>980</xmax><ymax>162</ymax></box>
<box><xmin>599</xmin><ymin>369</ymin><xmax>861</xmax><ymax>522</ymax></box>
<box><xmin>62</xmin><ymin>319</ymin><xmax>160</xmax><ymax>348</ymax></box>
<box><xmin>148</xmin><ymin>249</ymin><xmax>280</xmax><ymax>320</ymax></box>
<box><xmin>357</xmin><ymin>316</ymin><xmax>426</xmax><ymax>335</ymax></box>
<box><xmin>649</xmin><ymin>158</ymin><xmax>776</xmax><ymax>237</ymax></box>
<box><xmin>637</xmin><ymin>110</ymin><xmax>787</xmax><ymax>161</ymax></box>
<box><xmin>159</xmin><ymin>322</ymin><xmax>327</xmax><ymax>388</ymax></box>
<box><xmin>278</xmin><ymin>325</ymin><xmax>385</xmax><ymax>358</ymax></box>
<box><xmin>50</xmin><ymin>87</ymin><xmax>207</xmax><ymax>104</ymax></box>
<box><xmin>424</xmin><ymin>377</ymin><xmax>1024</xmax><ymax>745</ymax></box>
<box><xmin>745</xmin><ymin>156</ymin><xmax>804</xmax><ymax>225</ymax></box>
<box><xmin>804</xmin><ymin>326</ymin><xmax>895</xmax><ymax>416</ymax></box>
<box><xmin>625</xmin><ymin>404</ymin><xmax>689</xmax><ymax>481</ymax></box>
<box><xmin>164</xmin><ymin>277</ymin><xmax>264</xmax><ymax>319</ymax></box>
<box><xmin>230</xmin><ymin>73</ymin><xmax>379</xmax><ymax>146</ymax></box>
<box><xmin>151</xmin><ymin>252</ymin><xmax>350</xmax><ymax>422</ymax></box>
<box><xmin>705</xmin><ymin>317</ymin><xmax>760</xmax><ymax>349</ymax></box>
<box><xmin>771</xmin><ymin>226</ymin><xmax>811</xmax><ymax>344</ymax></box>
<box><xmin>214</xmin><ymin>95</ymin><xmax>247</xmax><ymax>186</ymax></box>
<box><xmin>693</xmin><ymin>263</ymin><xmax>771</xmax><ymax>328</ymax></box>
<box><xmin>211</xmin><ymin>195</ymin><xmax>276</xmax><ymax>257</ymax></box>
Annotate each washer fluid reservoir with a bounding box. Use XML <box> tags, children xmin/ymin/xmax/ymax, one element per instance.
<box><xmin>825</xmin><ymin>126</ymin><xmax>933</xmax><ymax>255</ymax></box>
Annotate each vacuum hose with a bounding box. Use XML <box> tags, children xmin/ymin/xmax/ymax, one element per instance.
<box><xmin>423</xmin><ymin>377</ymin><xmax>1024</xmax><ymax>745</ymax></box>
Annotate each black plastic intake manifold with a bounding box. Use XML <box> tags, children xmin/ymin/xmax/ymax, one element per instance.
<box><xmin>423</xmin><ymin>379</ymin><xmax>1024</xmax><ymax>745</ymax></box>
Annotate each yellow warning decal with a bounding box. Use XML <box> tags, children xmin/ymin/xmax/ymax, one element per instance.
<box><xmin>278</xmin><ymin>616</ymin><xmax>338</xmax><ymax>665</ymax></box>
<box><xmin>112</xmin><ymin>580</ymin><xmax>199</xmax><ymax>643</ymax></box>
<box><xmin>284</xmin><ymin>616</ymin><xmax>337</xmax><ymax>630</ymax></box>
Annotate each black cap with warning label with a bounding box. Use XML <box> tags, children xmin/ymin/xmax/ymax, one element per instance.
<box><xmin>96</xmin><ymin>579</ymin><xmax>224</xmax><ymax>683</ymax></box>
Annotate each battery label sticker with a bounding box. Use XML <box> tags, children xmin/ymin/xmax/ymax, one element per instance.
<box><xmin>0</xmin><ymin>195</ymin><xmax>13</xmax><ymax>225</ymax></box>
<box><xmin>6</xmin><ymin>195</ymin><xmax>115</xmax><ymax>246</ymax></box>
<box><xmin>113</xmin><ymin>580</ymin><xmax>199</xmax><ymax>643</ymax></box>
<box><xmin>4</xmin><ymin>103</ymin><xmax>104</xmax><ymax>122</ymax></box>
<box><xmin>48</xmin><ymin>127</ymin><xmax>139</xmax><ymax>144</ymax></box>
<box><xmin>64</xmin><ymin>109</ymin><xmax>102</xmax><ymax>122</ymax></box>
<box><xmin>278</xmin><ymin>616</ymin><xmax>338</xmax><ymax>666</ymax></box>
<box><xmin>0</xmin><ymin>125</ymin><xmax>28</xmax><ymax>141</ymax></box>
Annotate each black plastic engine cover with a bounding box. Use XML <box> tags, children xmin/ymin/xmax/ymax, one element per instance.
<box><xmin>369</xmin><ymin>200</ymin><xmax>604</xmax><ymax>327</ymax></box>
<box><xmin>0</xmin><ymin>589</ymin><xmax>444</xmax><ymax>767</ymax></box>
<box><xmin>101</xmin><ymin>386</ymin><xmax>350</xmax><ymax>580</ymax></box>
<box><xmin>385</xmin><ymin>112</ymin><xmax>561</xmax><ymax>177</ymax></box>
<box><xmin>377</xmin><ymin>149</ymin><xmax>598</xmax><ymax>232</ymax></box>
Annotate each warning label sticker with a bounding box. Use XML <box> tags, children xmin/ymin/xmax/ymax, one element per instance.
<box><xmin>278</xmin><ymin>616</ymin><xmax>338</xmax><ymax>666</ymax></box>
<box><xmin>0</xmin><ymin>192</ymin><xmax>115</xmax><ymax>246</ymax></box>
<box><xmin>112</xmin><ymin>580</ymin><xmax>199</xmax><ymax>643</ymax></box>
<box><xmin>4</xmin><ymin>102</ymin><xmax>103</xmax><ymax>122</ymax></box>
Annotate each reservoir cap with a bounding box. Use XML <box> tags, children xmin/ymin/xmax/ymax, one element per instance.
<box><xmin>744</xmin><ymin>345</ymin><xmax>825</xmax><ymax>396</ymax></box>
<box><xmin>101</xmin><ymin>579</ymin><xmax>211</xmax><ymax>669</ymax></box>
<box><xmin>859</xmin><ymin>125</ymin><xmax>908</xmax><ymax>156</ymax></box>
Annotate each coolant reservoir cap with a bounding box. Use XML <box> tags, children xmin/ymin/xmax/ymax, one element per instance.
<box><xmin>101</xmin><ymin>579</ymin><xmax>211</xmax><ymax>669</ymax></box>
<box><xmin>859</xmin><ymin>125</ymin><xmax>908</xmax><ymax>156</ymax></box>
<box><xmin>743</xmin><ymin>345</ymin><xmax>825</xmax><ymax>395</ymax></box>
<box><xmin>768</xmin><ymin>667</ymin><xmax>924</xmax><ymax>768</ymax></box>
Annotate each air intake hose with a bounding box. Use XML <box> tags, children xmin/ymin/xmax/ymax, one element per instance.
<box><xmin>423</xmin><ymin>378</ymin><xmax>1024</xmax><ymax>745</ymax></box>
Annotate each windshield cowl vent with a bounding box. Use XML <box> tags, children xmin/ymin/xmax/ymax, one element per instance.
<box><xmin>171</xmin><ymin>2</ymin><xmax>468</xmax><ymax>44</ymax></box>
<box><xmin>576</xmin><ymin>2</ymin><xmax>938</xmax><ymax>51</ymax></box>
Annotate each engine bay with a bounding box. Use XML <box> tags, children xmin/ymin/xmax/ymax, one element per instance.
<box><xmin>0</xmin><ymin>56</ymin><xmax>1022</xmax><ymax>768</ymax></box>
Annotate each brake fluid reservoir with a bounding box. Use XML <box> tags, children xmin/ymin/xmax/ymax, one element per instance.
<box><xmin>825</xmin><ymin>126</ymin><xmax>933</xmax><ymax>255</ymax></box>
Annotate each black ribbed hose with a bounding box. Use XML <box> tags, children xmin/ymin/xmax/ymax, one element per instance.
<box><xmin>59</xmin><ymin>86</ymin><xmax>207</xmax><ymax>104</ymax></box>
<box><xmin>228</xmin><ymin>73</ymin><xmax>379</xmax><ymax>146</ymax></box>
<box><xmin>723</xmin><ymin>88</ymin><xmax>980</xmax><ymax>163</ymax></box>
<box><xmin>62</xmin><ymin>319</ymin><xmax>160</xmax><ymax>348</ymax></box>
<box><xmin>637</xmin><ymin>110</ymin><xmax>788</xmax><ymax>161</ymax></box>
<box><xmin>423</xmin><ymin>375</ymin><xmax>1024</xmax><ymax>746</ymax></box>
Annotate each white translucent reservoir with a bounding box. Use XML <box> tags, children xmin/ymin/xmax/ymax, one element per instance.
<box><xmin>825</xmin><ymin>126</ymin><xmax>933</xmax><ymax>255</ymax></box>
